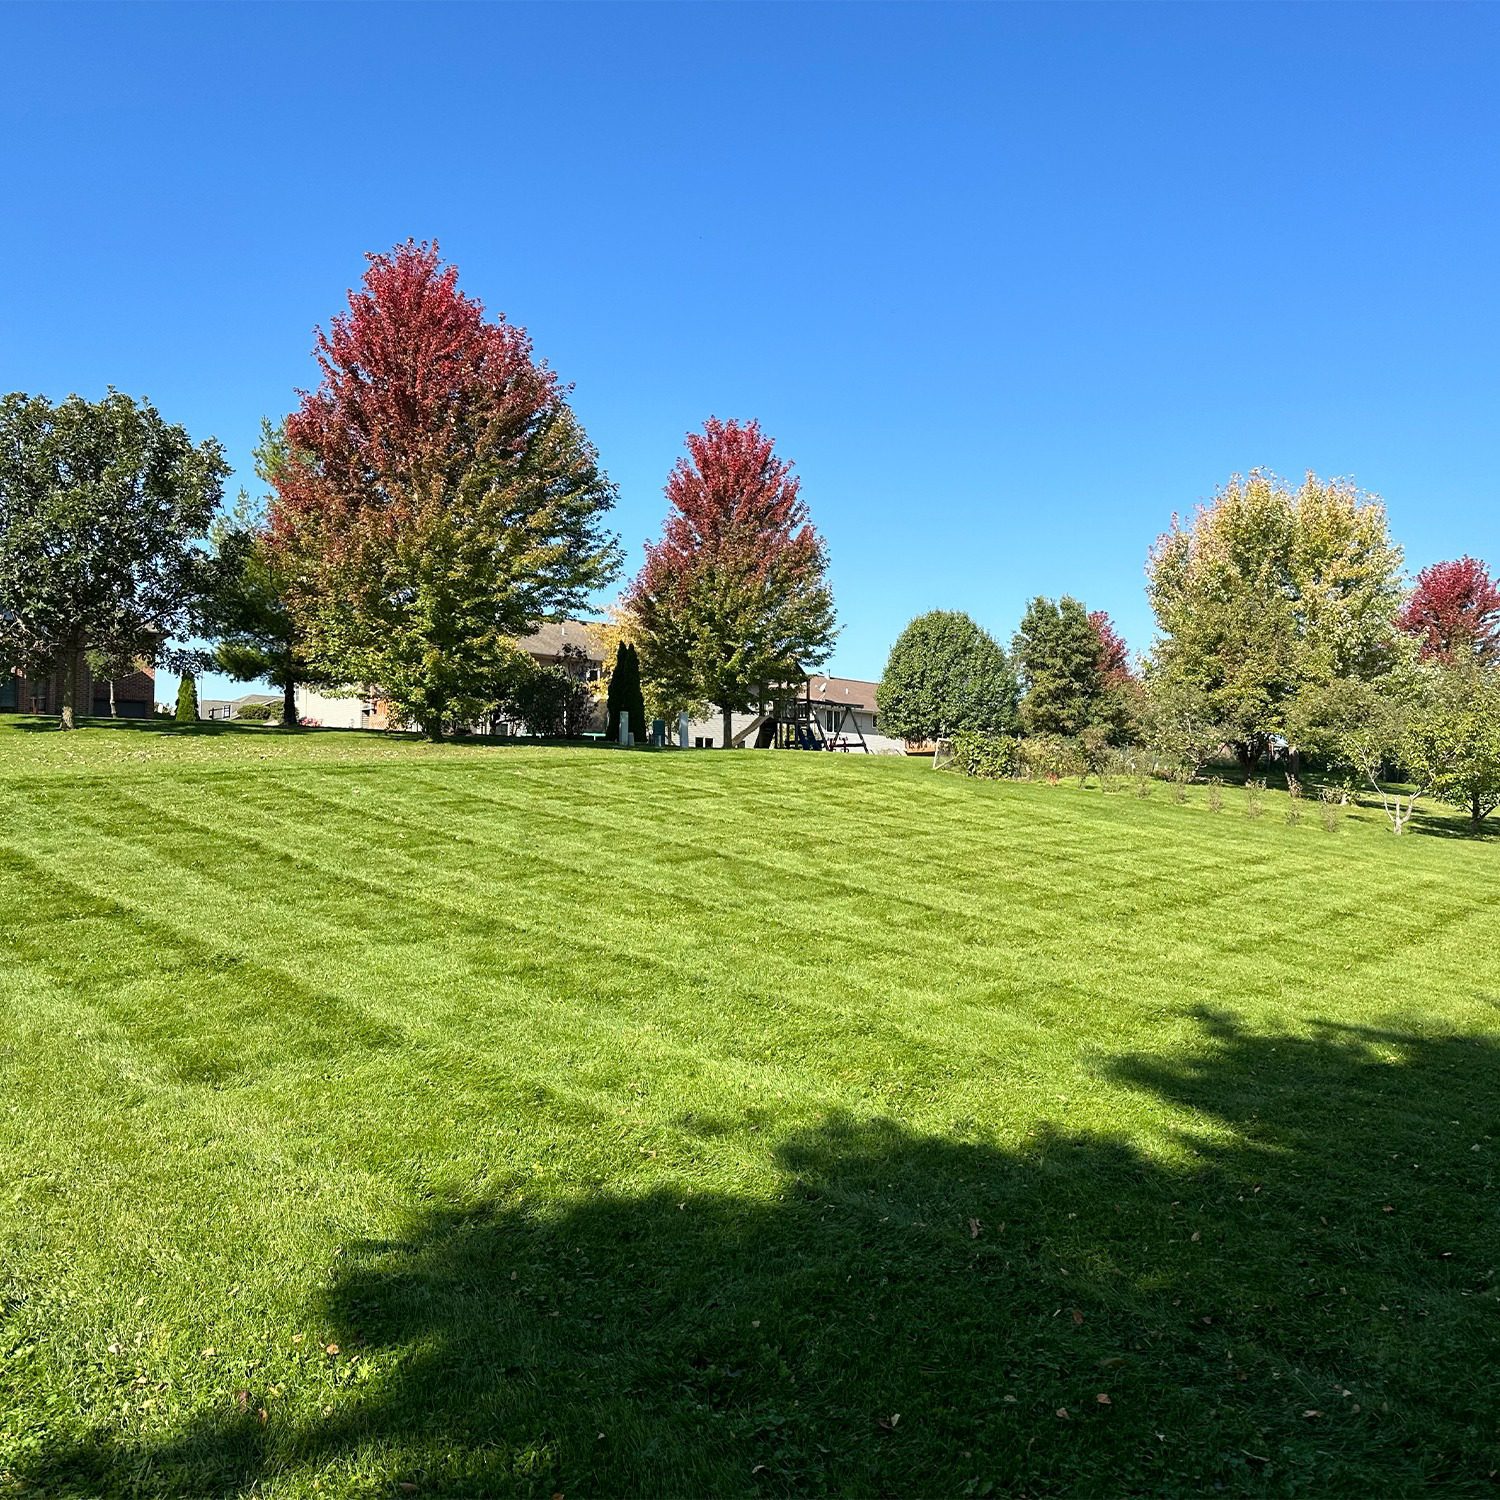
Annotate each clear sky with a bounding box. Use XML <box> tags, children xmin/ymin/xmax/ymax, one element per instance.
<box><xmin>3</xmin><ymin>2</ymin><xmax>1498</xmax><ymax>697</ymax></box>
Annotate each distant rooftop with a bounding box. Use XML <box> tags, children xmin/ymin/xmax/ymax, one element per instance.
<box><xmin>805</xmin><ymin>674</ymin><xmax>879</xmax><ymax>709</ymax></box>
<box><xmin>514</xmin><ymin>620</ymin><xmax>606</xmax><ymax>661</ymax></box>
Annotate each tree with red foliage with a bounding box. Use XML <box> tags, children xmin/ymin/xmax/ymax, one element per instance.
<box><xmin>626</xmin><ymin>418</ymin><xmax>835</xmax><ymax>747</ymax></box>
<box><xmin>1396</xmin><ymin>556</ymin><xmax>1500</xmax><ymax>665</ymax></box>
<box><xmin>1088</xmin><ymin>609</ymin><xmax>1133</xmax><ymax>688</ymax></box>
<box><xmin>268</xmin><ymin>242</ymin><xmax>619</xmax><ymax>737</ymax></box>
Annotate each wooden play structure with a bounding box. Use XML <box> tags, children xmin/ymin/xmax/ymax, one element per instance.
<box><xmin>765</xmin><ymin>675</ymin><xmax>870</xmax><ymax>753</ymax></box>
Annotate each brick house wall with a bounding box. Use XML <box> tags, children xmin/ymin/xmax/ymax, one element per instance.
<box><xmin>2</xmin><ymin>656</ymin><xmax>155</xmax><ymax>718</ymax></box>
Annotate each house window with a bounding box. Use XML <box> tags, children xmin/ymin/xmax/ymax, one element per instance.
<box><xmin>825</xmin><ymin>710</ymin><xmax>836</xmax><ymax>732</ymax></box>
<box><xmin>0</xmin><ymin>676</ymin><xmax>16</xmax><ymax>710</ymax></box>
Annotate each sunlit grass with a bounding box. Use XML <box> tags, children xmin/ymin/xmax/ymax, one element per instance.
<box><xmin>1</xmin><ymin>719</ymin><xmax>1496</xmax><ymax>1496</ymax></box>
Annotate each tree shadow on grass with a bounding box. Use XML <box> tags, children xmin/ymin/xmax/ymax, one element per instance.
<box><xmin>24</xmin><ymin>1016</ymin><xmax>1500</xmax><ymax>1497</ymax></box>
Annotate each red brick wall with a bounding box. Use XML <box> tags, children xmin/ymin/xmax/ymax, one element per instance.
<box><xmin>3</xmin><ymin>658</ymin><xmax>156</xmax><ymax>716</ymax></box>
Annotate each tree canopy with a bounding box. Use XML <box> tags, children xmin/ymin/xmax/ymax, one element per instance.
<box><xmin>1406</xmin><ymin>663</ymin><xmax>1500</xmax><ymax>826</ymax></box>
<box><xmin>267</xmin><ymin>242</ymin><xmax>620</xmax><ymax>738</ymax></box>
<box><xmin>199</xmin><ymin>425</ymin><xmax>326</xmax><ymax>726</ymax></box>
<box><xmin>876</xmin><ymin>611</ymin><xmax>1018</xmax><ymax>742</ymax></box>
<box><xmin>1147</xmin><ymin>470</ymin><xmax>1404</xmax><ymax>767</ymax></box>
<box><xmin>0</xmin><ymin>389</ymin><xmax>227</xmax><ymax>728</ymax></box>
<box><xmin>1012</xmin><ymin>596</ymin><xmax>1110</xmax><ymax>738</ymax></box>
<box><xmin>626</xmin><ymin>418</ymin><xmax>835</xmax><ymax>748</ymax></box>
<box><xmin>1397</xmin><ymin>556</ymin><xmax>1500</xmax><ymax>666</ymax></box>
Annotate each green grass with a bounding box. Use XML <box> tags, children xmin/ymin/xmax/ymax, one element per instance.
<box><xmin>1</xmin><ymin>718</ymin><xmax>1497</xmax><ymax>1497</ymax></box>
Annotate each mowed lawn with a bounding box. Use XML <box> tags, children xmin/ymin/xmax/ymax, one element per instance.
<box><xmin>1</xmin><ymin>722</ymin><xmax>1497</xmax><ymax>1498</ymax></box>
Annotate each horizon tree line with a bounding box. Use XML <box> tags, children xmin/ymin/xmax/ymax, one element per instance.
<box><xmin>2</xmin><ymin>240</ymin><xmax>1498</xmax><ymax>831</ymax></box>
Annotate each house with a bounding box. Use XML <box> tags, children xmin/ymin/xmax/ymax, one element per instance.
<box><xmin>513</xmin><ymin>620</ymin><xmax>607</xmax><ymax>685</ymax></box>
<box><xmin>293</xmin><ymin>687</ymin><xmax>391</xmax><ymax>731</ymax></box>
<box><xmin>2</xmin><ymin>657</ymin><xmax>155</xmax><ymax>718</ymax></box>
<box><xmin>200</xmin><ymin>692</ymin><xmax>282</xmax><ymax>722</ymax></box>
<box><xmin>293</xmin><ymin>621</ymin><xmax>609</xmax><ymax>732</ymax></box>
<box><xmin>288</xmin><ymin>622</ymin><xmax>900</xmax><ymax>751</ymax></box>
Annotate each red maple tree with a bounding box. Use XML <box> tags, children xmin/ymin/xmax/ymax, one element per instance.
<box><xmin>1088</xmin><ymin>609</ymin><xmax>1133</xmax><ymax>687</ymax></box>
<box><xmin>267</xmin><ymin>241</ymin><xmax>617</xmax><ymax>735</ymax></box>
<box><xmin>627</xmin><ymin>418</ymin><xmax>835</xmax><ymax>745</ymax></box>
<box><xmin>1396</xmin><ymin>556</ymin><xmax>1500</xmax><ymax>665</ymax></box>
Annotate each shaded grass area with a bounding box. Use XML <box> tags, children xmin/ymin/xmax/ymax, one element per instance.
<box><xmin>0</xmin><ymin>721</ymin><xmax>1497</xmax><ymax>1496</ymax></box>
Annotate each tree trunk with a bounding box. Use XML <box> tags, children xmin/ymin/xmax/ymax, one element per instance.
<box><xmin>282</xmin><ymin>676</ymin><xmax>298</xmax><ymax>728</ymax></box>
<box><xmin>721</xmin><ymin>704</ymin><xmax>733</xmax><ymax>749</ymax></box>
<box><xmin>59</xmin><ymin>650</ymin><xmax>77</xmax><ymax>731</ymax></box>
<box><xmin>108</xmin><ymin>675</ymin><xmax>117</xmax><ymax>718</ymax></box>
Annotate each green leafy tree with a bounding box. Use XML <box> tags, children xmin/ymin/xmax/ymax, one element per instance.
<box><xmin>1405</xmin><ymin>664</ymin><xmax>1500</xmax><ymax>826</ymax></box>
<box><xmin>84</xmin><ymin>642</ymin><xmax>140</xmax><ymax>719</ymax></box>
<box><xmin>268</xmin><ymin>244</ymin><xmax>620</xmax><ymax>740</ymax></box>
<box><xmin>202</xmin><ymin>425</ymin><xmax>325</xmax><ymax>726</ymax></box>
<box><xmin>626</xmin><ymin>418</ymin><xmax>835</xmax><ymax>748</ymax></box>
<box><xmin>606</xmin><ymin>641</ymin><xmax>647</xmax><ymax>743</ymax></box>
<box><xmin>175</xmin><ymin>672</ymin><xmax>200</xmax><ymax>724</ymax></box>
<box><xmin>1012</xmin><ymin>596</ymin><xmax>1106</xmax><ymax>737</ymax></box>
<box><xmin>0</xmin><ymin>390</ymin><xmax>227</xmax><ymax>729</ymax></box>
<box><xmin>1287</xmin><ymin>666</ymin><xmax>1427</xmax><ymax>833</ymax></box>
<box><xmin>1148</xmin><ymin>470</ymin><xmax>1403</xmax><ymax>769</ymax></box>
<box><xmin>1140</xmin><ymin>673</ymin><xmax>1227</xmax><ymax>781</ymax></box>
<box><xmin>876</xmin><ymin>611</ymin><xmax>1018</xmax><ymax>742</ymax></box>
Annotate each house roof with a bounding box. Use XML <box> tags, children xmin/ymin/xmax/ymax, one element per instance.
<box><xmin>200</xmin><ymin>693</ymin><xmax>280</xmax><ymax>712</ymax></box>
<box><xmin>514</xmin><ymin>620</ymin><xmax>605</xmax><ymax>662</ymax></box>
<box><xmin>805</xmin><ymin>674</ymin><xmax>879</xmax><ymax>711</ymax></box>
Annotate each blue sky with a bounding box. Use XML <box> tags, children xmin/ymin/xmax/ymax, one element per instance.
<box><xmin>3</xmin><ymin>2</ymin><xmax>1498</xmax><ymax>696</ymax></box>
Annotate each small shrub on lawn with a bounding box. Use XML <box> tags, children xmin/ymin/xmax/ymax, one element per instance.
<box><xmin>1318</xmin><ymin>785</ymin><xmax>1342</xmax><ymax>833</ymax></box>
<box><xmin>1076</xmin><ymin>725</ymin><xmax>1115</xmax><ymax>789</ymax></box>
<box><xmin>945</xmin><ymin>731</ymin><xmax>1022</xmax><ymax>780</ymax></box>
<box><xmin>1021</xmin><ymin>735</ymin><xmax>1083</xmax><ymax>786</ymax></box>
<box><xmin>1207</xmin><ymin>776</ymin><xmax>1225</xmax><ymax>813</ymax></box>
<box><xmin>235</xmin><ymin>702</ymin><xmax>277</xmax><ymax>723</ymax></box>
<box><xmin>1284</xmin><ymin>774</ymin><xmax>1303</xmax><ymax>826</ymax></box>
<box><xmin>1245</xmin><ymin>778</ymin><xmax>1265</xmax><ymax>819</ymax></box>
<box><xmin>1169</xmin><ymin>767</ymin><xmax>1191</xmax><ymax>804</ymax></box>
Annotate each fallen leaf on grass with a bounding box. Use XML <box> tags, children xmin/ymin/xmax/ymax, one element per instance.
<box><xmin>1071</xmin><ymin>1309</ymin><xmax>1084</xmax><ymax>1325</ymax></box>
<box><xmin>1095</xmin><ymin>1393</ymin><xmax>1111</xmax><ymax>1406</ymax></box>
<box><xmin>1056</xmin><ymin>1407</ymin><xmax>1070</xmax><ymax>1419</ymax></box>
<box><xmin>1302</xmin><ymin>1409</ymin><xmax>1322</xmax><ymax>1419</ymax></box>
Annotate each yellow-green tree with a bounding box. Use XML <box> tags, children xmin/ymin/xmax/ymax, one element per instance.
<box><xmin>1147</xmin><ymin>471</ymin><xmax>1403</xmax><ymax>769</ymax></box>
